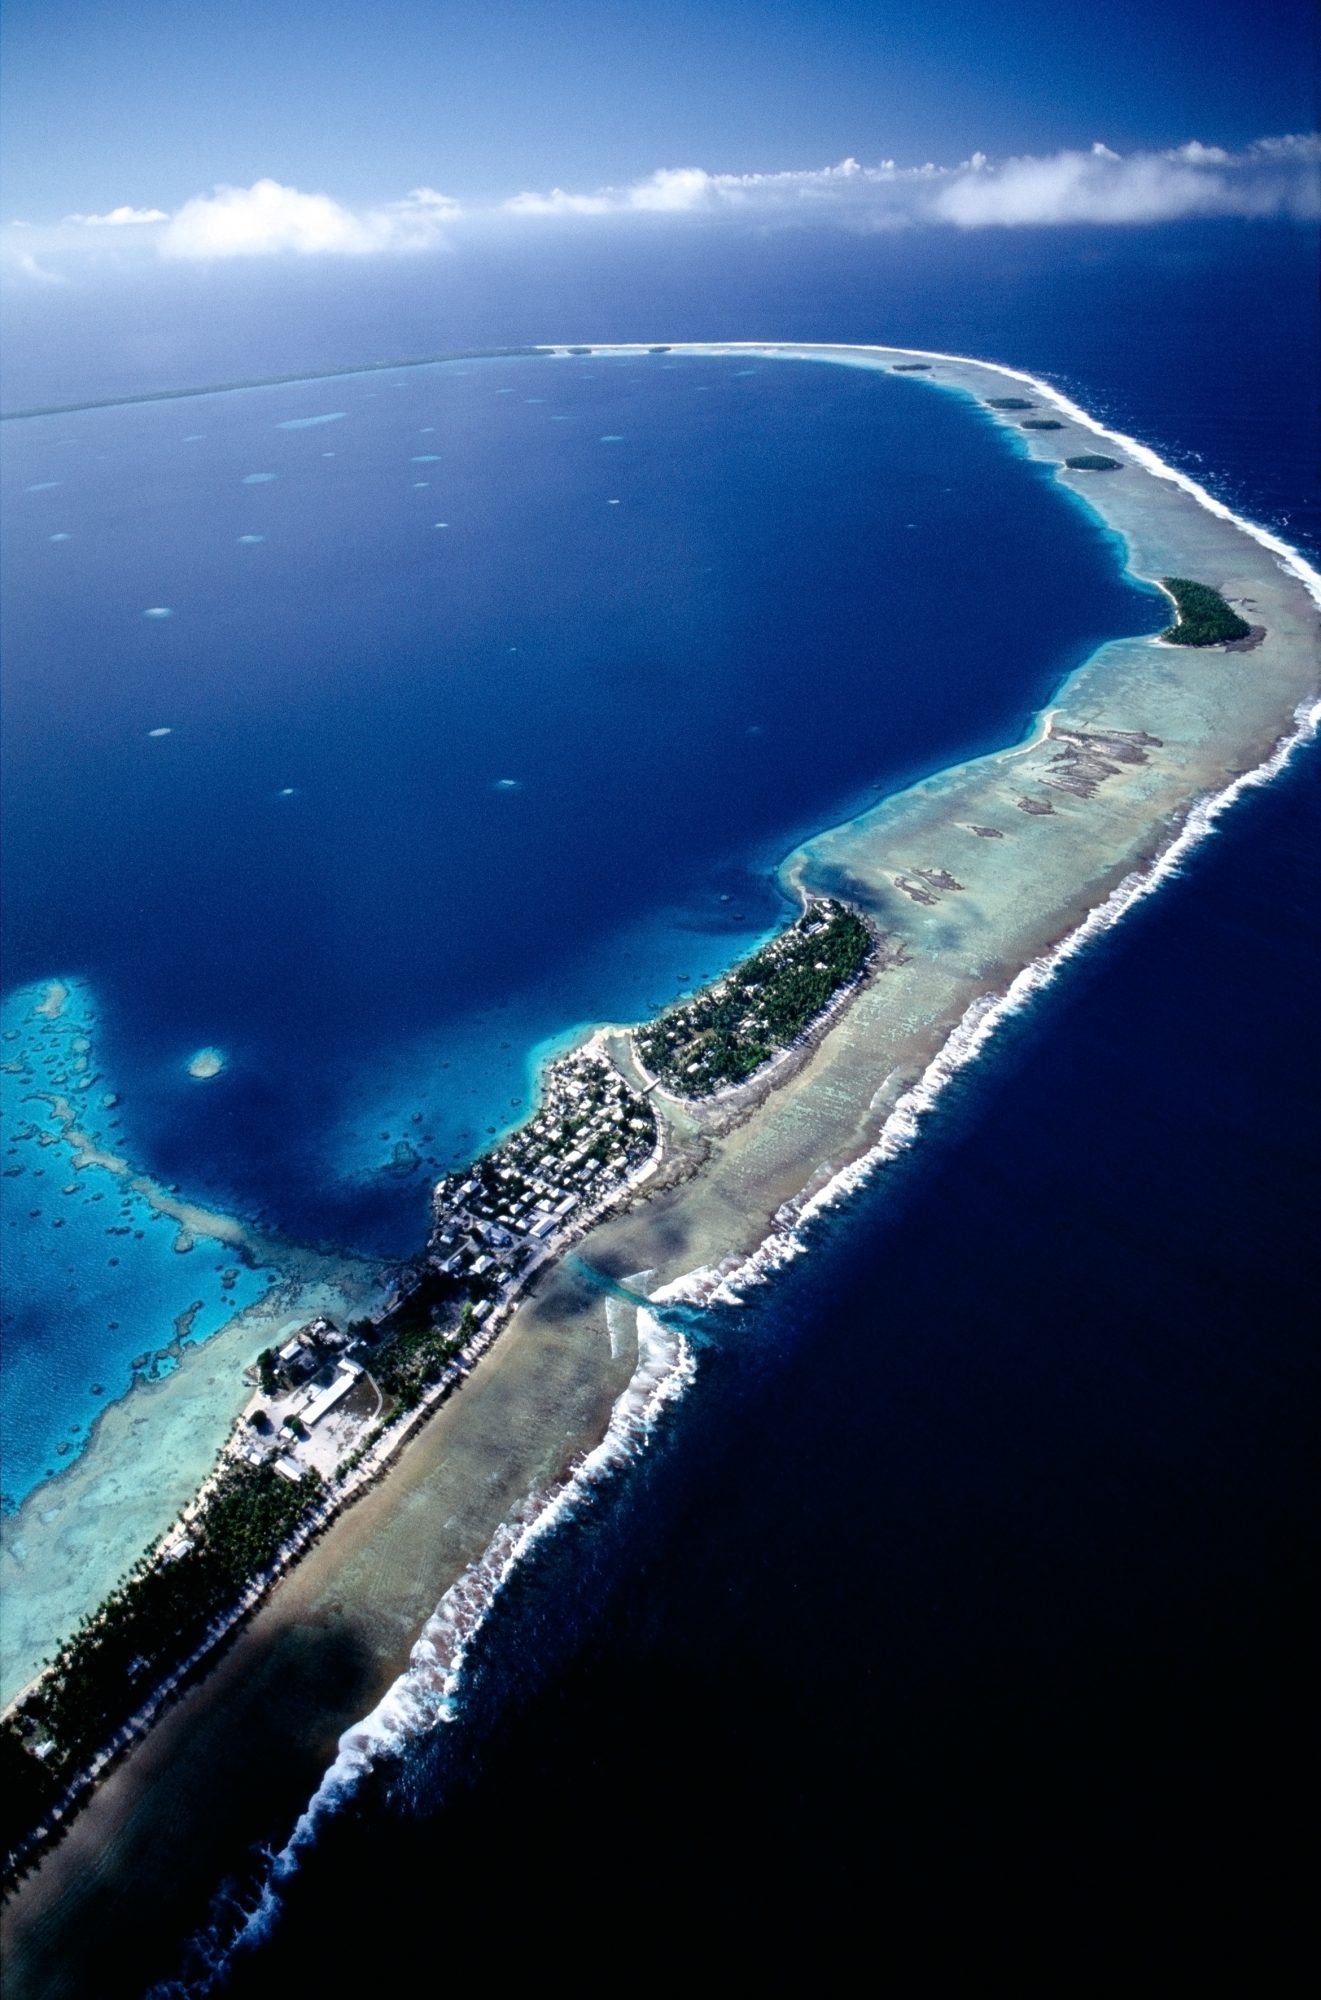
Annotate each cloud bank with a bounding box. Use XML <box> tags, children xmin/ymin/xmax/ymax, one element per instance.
<box><xmin>934</xmin><ymin>136</ymin><xmax>1321</xmax><ymax>226</ymax></box>
<box><xmin>158</xmin><ymin>179</ymin><xmax>458</xmax><ymax>257</ymax></box>
<box><xmin>9</xmin><ymin>134</ymin><xmax>1318</xmax><ymax>269</ymax></box>
<box><xmin>501</xmin><ymin>134</ymin><xmax>1320</xmax><ymax>231</ymax></box>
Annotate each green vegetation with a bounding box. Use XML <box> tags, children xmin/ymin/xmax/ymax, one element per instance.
<box><xmin>373</xmin><ymin>1303</ymin><xmax>477</xmax><ymax>1411</ymax></box>
<box><xmin>1021</xmin><ymin>419</ymin><xmax>1064</xmax><ymax>431</ymax></box>
<box><xmin>1159</xmin><ymin>577</ymin><xmax>1252</xmax><ymax>647</ymax></box>
<box><xmin>986</xmin><ymin>397</ymin><xmax>1033</xmax><ymax>410</ymax></box>
<box><xmin>636</xmin><ymin>899</ymin><xmax>872</xmax><ymax>1097</ymax></box>
<box><xmin>1</xmin><ymin>1460</ymin><xmax>324</xmax><ymax>1858</ymax></box>
<box><xmin>891</xmin><ymin>362</ymin><xmax>931</xmax><ymax>372</ymax></box>
<box><xmin>256</xmin><ymin>1346</ymin><xmax>277</xmax><ymax>1395</ymax></box>
<box><xmin>1065</xmin><ymin>454</ymin><xmax>1122</xmax><ymax>471</ymax></box>
<box><xmin>0</xmin><ymin>1729</ymin><xmax>60</xmax><ymax>1864</ymax></box>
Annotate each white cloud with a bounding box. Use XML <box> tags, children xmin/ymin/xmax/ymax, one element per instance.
<box><xmin>497</xmin><ymin>135</ymin><xmax>1321</xmax><ymax>231</ymax></box>
<box><xmin>156</xmin><ymin>178</ymin><xmax>459</xmax><ymax>258</ymax></box>
<box><xmin>13</xmin><ymin>250</ymin><xmax>67</xmax><ymax>283</ymax></box>
<box><xmin>627</xmin><ymin>167</ymin><xmax>714</xmax><ymax>211</ymax></box>
<box><xmin>504</xmin><ymin>166</ymin><xmax>717</xmax><ymax>217</ymax></box>
<box><xmin>63</xmin><ymin>204</ymin><xmax>169</xmax><ymax>227</ymax></box>
<box><xmin>161</xmin><ymin>179</ymin><xmax>380</xmax><ymax>257</ymax></box>
<box><xmin>6</xmin><ymin>135</ymin><xmax>1317</xmax><ymax>276</ymax></box>
<box><xmin>932</xmin><ymin>135</ymin><xmax>1321</xmax><ymax>226</ymax></box>
<box><xmin>372</xmin><ymin>186</ymin><xmax>461</xmax><ymax>247</ymax></box>
<box><xmin>502</xmin><ymin>156</ymin><xmax>915</xmax><ymax>222</ymax></box>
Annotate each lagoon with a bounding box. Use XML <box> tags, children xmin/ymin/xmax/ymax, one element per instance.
<box><xmin>1</xmin><ymin>348</ymin><xmax>1159</xmax><ymax>1516</ymax></box>
<box><xmin>2</xmin><ymin>342</ymin><xmax>1318</xmax><ymax>1996</ymax></box>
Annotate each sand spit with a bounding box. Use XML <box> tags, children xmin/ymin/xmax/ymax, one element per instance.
<box><xmin>4</xmin><ymin>346</ymin><xmax>1319</xmax><ymax>1996</ymax></box>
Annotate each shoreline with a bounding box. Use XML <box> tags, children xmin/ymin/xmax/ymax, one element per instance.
<box><xmin>3</xmin><ymin>342</ymin><xmax>1319</xmax><ymax>1994</ymax></box>
<box><xmin>706</xmin><ymin>687</ymin><xmax>1320</xmax><ymax>1307</ymax></box>
<box><xmin>0</xmin><ymin>1032</ymin><xmax>676</xmax><ymax>1854</ymax></box>
<box><xmin>0</xmin><ymin>979</ymin><xmax>393</xmax><ymax>1708</ymax></box>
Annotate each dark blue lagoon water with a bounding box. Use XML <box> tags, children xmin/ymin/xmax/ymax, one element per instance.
<box><xmin>204</xmin><ymin>235</ymin><xmax>1321</xmax><ymax>1990</ymax></box>
<box><xmin>1</xmin><ymin>351</ymin><xmax>1161</xmax><ymax>1499</ymax></box>
<box><xmin>2</xmin><ymin>222</ymin><xmax>1317</xmax><ymax>1990</ymax></box>
<box><xmin>235</xmin><ymin>736</ymin><xmax>1319</xmax><ymax>1987</ymax></box>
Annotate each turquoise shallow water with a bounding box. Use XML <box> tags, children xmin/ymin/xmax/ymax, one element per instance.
<box><xmin>0</xmin><ymin>980</ymin><xmax>275</xmax><ymax>1507</ymax></box>
<box><xmin>0</xmin><ymin>352</ymin><xmax>1160</xmax><ymax>1510</ymax></box>
<box><xmin>0</xmin><ymin>220</ymin><xmax>1316</xmax><ymax>2000</ymax></box>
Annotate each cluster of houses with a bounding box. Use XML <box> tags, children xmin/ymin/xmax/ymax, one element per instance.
<box><xmin>235</xmin><ymin>1318</ymin><xmax>371</xmax><ymax>1482</ymax></box>
<box><xmin>221</xmin><ymin>1049</ymin><xmax>659</xmax><ymax>1492</ymax></box>
<box><xmin>429</xmin><ymin>1047</ymin><xmax>658</xmax><ymax>1283</ymax></box>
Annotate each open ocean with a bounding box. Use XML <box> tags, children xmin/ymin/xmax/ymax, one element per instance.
<box><xmin>2</xmin><ymin>220</ymin><xmax>1317</xmax><ymax>1983</ymax></box>
<box><xmin>2</xmin><ymin>344</ymin><xmax>1157</xmax><ymax>1500</ymax></box>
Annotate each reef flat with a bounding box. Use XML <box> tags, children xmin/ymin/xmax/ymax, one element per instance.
<box><xmin>3</xmin><ymin>344</ymin><xmax>1318</xmax><ymax>1996</ymax></box>
<box><xmin>0</xmin><ymin>979</ymin><xmax>389</xmax><ymax>1708</ymax></box>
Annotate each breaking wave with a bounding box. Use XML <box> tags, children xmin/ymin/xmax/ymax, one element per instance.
<box><xmin>150</xmin><ymin>349</ymin><xmax>1319</xmax><ymax>1992</ymax></box>
<box><xmin>159</xmin><ymin>693</ymin><xmax>1321</xmax><ymax>1993</ymax></box>
<box><xmin>696</xmin><ymin>691</ymin><xmax>1321</xmax><ymax>1309</ymax></box>
<box><xmin>644</xmin><ymin>337</ymin><xmax>1321</xmax><ymax>1306</ymax></box>
<box><xmin>731</xmin><ymin>338</ymin><xmax>1321</xmax><ymax>619</ymax></box>
<box><xmin>153</xmin><ymin>1296</ymin><xmax>695</xmax><ymax>1994</ymax></box>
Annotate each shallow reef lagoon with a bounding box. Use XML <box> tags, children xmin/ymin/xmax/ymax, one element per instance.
<box><xmin>0</xmin><ymin>977</ymin><xmax>276</xmax><ymax>1503</ymax></box>
<box><xmin>236</xmin><ymin>739</ymin><xmax>1321</xmax><ymax>1991</ymax></box>
<box><xmin>1</xmin><ymin>352</ymin><xmax>1160</xmax><ymax>1503</ymax></box>
<box><xmin>2</xmin><ymin>210</ymin><xmax>1317</xmax><ymax>1989</ymax></box>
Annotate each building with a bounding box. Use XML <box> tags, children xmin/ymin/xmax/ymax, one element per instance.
<box><xmin>299</xmin><ymin>1360</ymin><xmax>363</xmax><ymax>1430</ymax></box>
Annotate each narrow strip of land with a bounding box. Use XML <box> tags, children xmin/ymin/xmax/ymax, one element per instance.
<box><xmin>4</xmin><ymin>342</ymin><xmax>1318</xmax><ymax>2000</ymax></box>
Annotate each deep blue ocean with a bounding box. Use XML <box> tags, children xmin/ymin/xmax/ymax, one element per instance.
<box><xmin>0</xmin><ymin>347</ymin><xmax>1157</xmax><ymax>1253</ymax></box>
<box><xmin>2</xmin><ymin>340</ymin><xmax>1160</xmax><ymax>1498</ymax></box>
<box><xmin>239</xmin><ymin>746</ymin><xmax>1320</xmax><ymax>1984</ymax></box>
<box><xmin>2</xmin><ymin>220</ymin><xmax>1317</xmax><ymax>1983</ymax></box>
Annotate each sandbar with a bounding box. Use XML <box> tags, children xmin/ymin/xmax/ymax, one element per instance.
<box><xmin>4</xmin><ymin>343</ymin><xmax>1317</xmax><ymax>1996</ymax></box>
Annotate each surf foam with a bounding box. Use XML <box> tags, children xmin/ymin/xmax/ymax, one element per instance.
<box><xmin>659</xmin><ymin>339</ymin><xmax>1321</xmax><ymax>621</ymax></box>
<box><xmin>701</xmin><ymin>691</ymin><xmax>1321</xmax><ymax>1307</ymax></box>
<box><xmin>155</xmin><ymin>1290</ymin><xmax>696</xmax><ymax>1992</ymax></box>
<box><xmin>144</xmin><ymin>346</ymin><xmax>1319</xmax><ymax>1991</ymax></box>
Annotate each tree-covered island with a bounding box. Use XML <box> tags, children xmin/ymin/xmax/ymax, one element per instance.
<box><xmin>634</xmin><ymin>899</ymin><xmax>874</xmax><ymax>1098</ymax></box>
<box><xmin>1</xmin><ymin>1460</ymin><xmax>324</xmax><ymax>1860</ymax></box>
<box><xmin>1</xmin><ymin>1044</ymin><xmax>663</xmax><ymax>1879</ymax></box>
<box><xmin>1065</xmin><ymin>454</ymin><xmax>1123</xmax><ymax>471</ymax></box>
<box><xmin>1022</xmin><ymin>419</ymin><xmax>1064</xmax><ymax>431</ymax></box>
<box><xmin>1158</xmin><ymin>577</ymin><xmax>1253</xmax><ymax>646</ymax></box>
<box><xmin>986</xmin><ymin>396</ymin><xmax>1034</xmax><ymax>410</ymax></box>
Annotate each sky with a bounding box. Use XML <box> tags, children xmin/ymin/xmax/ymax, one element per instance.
<box><xmin>1</xmin><ymin>0</ymin><xmax>1317</xmax><ymax>227</ymax></box>
<box><xmin>0</xmin><ymin>0</ymin><xmax>1316</xmax><ymax>407</ymax></box>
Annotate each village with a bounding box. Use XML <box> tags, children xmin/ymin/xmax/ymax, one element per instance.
<box><xmin>224</xmin><ymin>1041</ymin><xmax>663</xmax><ymax>1490</ymax></box>
<box><xmin>219</xmin><ymin>916</ymin><xmax>878</xmax><ymax>1495</ymax></box>
<box><xmin>0</xmin><ymin>920</ymin><xmax>882</xmax><ymax>1870</ymax></box>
